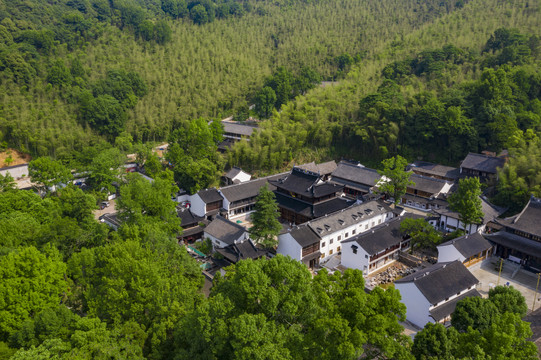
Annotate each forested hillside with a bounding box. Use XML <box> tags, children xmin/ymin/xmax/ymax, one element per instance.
<box><xmin>1</xmin><ymin>0</ymin><xmax>468</xmax><ymax>157</ymax></box>
<box><xmin>228</xmin><ymin>0</ymin><xmax>541</xmax><ymax>173</ymax></box>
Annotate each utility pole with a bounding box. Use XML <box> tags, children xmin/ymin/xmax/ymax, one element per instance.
<box><xmin>532</xmin><ymin>273</ymin><xmax>540</xmax><ymax>313</ymax></box>
<box><xmin>496</xmin><ymin>258</ymin><xmax>504</xmax><ymax>286</ymax></box>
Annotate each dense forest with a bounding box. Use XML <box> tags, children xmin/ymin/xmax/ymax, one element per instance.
<box><xmin>0</xmin><ymin>0</ymin><xmax>469</xmax><ymax>157</ymax></box>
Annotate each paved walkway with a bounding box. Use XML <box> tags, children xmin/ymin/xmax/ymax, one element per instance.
<box><xmin>470</xmin><ymin>258</ymin><xmax>541</xmax><ymax>313</ymax></box>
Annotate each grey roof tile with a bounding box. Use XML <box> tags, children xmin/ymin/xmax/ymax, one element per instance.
<box><xmin>395</xmin><ymin>260</ymin><xmax>479</xmax><ymax>305</ymax></box>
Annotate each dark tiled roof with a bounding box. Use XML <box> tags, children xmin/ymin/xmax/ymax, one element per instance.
<box><xmin>220</xmin><ymin>173</ymin><xmax>286</xmax><ymax>203</ymax></box>
<box><xmin>218</xmin><ymin>139</ymin><xmax>235</xmax><ymax>150</ymax></box>
<box><xmin>225</xmin><ymin>167</ymin><xmax>243</xmax><ymax>179</ymax></box>
<box><xmin>296</xmin><ymin>161</ymin><xmax>337</xmax><ymax>176</ymax></box>
<box><xmin>342</xmin><ymin>213</ymin><xmax>421</xmax><ymax>255</ymax></box>
<box><xmin>216</xmin><ymin>240</ymin><xmax>267</xmax><ymax>263</ymax></box>
<box><xmin>409</xmin><ymin>174</ymin><xmax>450</xmax><ymax>195</ymax></box>
<box><xmin>460</xmin><ymin>153</ymin><xmax>506</xmax><ymax>174</ymax></box>
<box><xmin>497</xmin><ymin>197</ymin><xmax>541</xmax><ymax>237</ymax></box>
<box><xmin>275</xmin><ymin>193</ymin><xmax>354</xmax><ymax>218</ymax></box>
<box><xmin>331</xmin><ymin>161</ymin><xmax>381</xmax><ymax>187</ymax></box>
<box><xmin>395</xmin><ymin>261</ymin><xmax>479</xmax><ymax>305</ymax></box>
<box><xmin>101</xmin><ymin>213</ymin><xmax>122</xmax><ymax>228</ymax></box>
<box><xmin>302</xmin><ymin>251</ymin><xmax>321</xmax><ymax>262</ymax></box>
<box><xmin>438</xmin><ymin>232</ymin><xmax>492</xmax><ymax>259</ymax></box>
<box><xmin>484</xmin><ymin>231</ymin><xmax>541</xmax><ymax>259</ymax></box>
<box><xmin>435</xmin><ymin>197</ymin><xmax>506</xmax><ymax>225</ymax></box>
<box><xmin>308</xmin><ymin>200</ymin><xmax>392</xmax><ymax>236</ymax></box>
<box><xmin>289</xmin><ymin>226</ymin><xmax>320</xmax><ymax>247</ymax></box>
<box><xmin>177</xmin><ymin>207</ymin><xmax>204</xmax><ymax>228</ymax></box>
<box><xmin>272</xmin><ymin>168</ymin><xmax>342</xmax><ymax>198</ymax></box>
<box><xmin>222</xmin><ymin>122</ymin><xmax>257</xmax><ymax>136</ymax></box>
<box><xmin>410</xmin><ymin>161</ymin><xmax>460</xmax><ymax>180</ymax></box>
<box><xmin>204</xmin><ymin>215</ymin><xmax>247</xmax><ymax>245</ymax></box>
<box><xmin>402</xmin><ymin>193</ymin><xmax>449</xmax><ymax>207</ymax></box>
<box><xmin>197</xmin><ymin>188</ymin><xmax>223</xmax><ymax>204</ymax></box>
<box><xmin>429</xmin><ymin>289</ymin><xmax>482</xmax><ymax>321</ymax></box>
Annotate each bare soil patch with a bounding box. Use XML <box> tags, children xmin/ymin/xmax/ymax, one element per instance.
<box><xmin>0</xmin><ymin>149</ymin><xmax>31</xmax><ymax>168</ymax></box>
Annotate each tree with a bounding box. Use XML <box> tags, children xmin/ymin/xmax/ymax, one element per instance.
<box><xmin>116</xmin><ymin>172</ymin><xmax>180</xmax><ymax>237</ymax></box>
<box><xmin>249</xmin><ymin>185</ymin><xmax>281</xmax><ymax>249</ymax></box>
<box><xmin>68</xmin><ymin>240</ymin><xmax>203</xmax><ymax>357</ymax></box>
<box><xmin>85</xmin><ymin>148</ymin><xmax>124</xmax><ymax>195</ymax></box>
<box><xmin>455</xmin><ymin>312</ymin><xmax>538</xmax><ymax>360</ymax></box>
<box><xmin>143</xmin><ymin>153</ymin><xmax>162</xmax><ymax>178</ymax></box>
<box><xmin>447</xmin><ymin>177</ymin><xmax>483</xmax><ymax>234</ymax></box>
<box><xmin>10</xmin><ymin>316</ymin><xmax>145</xmax><ymax>359</ymax></box>
<box><xmin>488</xmin><ymin>285</ymin><xmax>528</xmax><ymax>317</ymax></box>
<box><xmin>0</xmin><ymin>173</ymin><xmax>16</xmax><ymax>192</ymax></box>
<box><xmin>378</xmin><ymin>155</ymin><xmax>413</xmax><ymax>205</ymax></box>
<box><xmin>400</xmin><ymin>218</ymin><xmax>441</xmax><ymax>250</ymax></box>
<box><xmin>412</xmin><ymin>323</ymin><xmax>458</xmax><ymax>360</ymax></box>
<box><xmin>451</xmin><ymin>296</ymin><xmax>499</xmax><ymax>332</ymax></box>
<box><xmin>190</xmin><ymin>4</ymin><xmax>208</xmax><ymax>25</ymax></box>
<box><xmin>174</xmin><ymin>256</ymin><xmax>412</xmax><ymax>360</ymax></box>
<box><xmin>255</xmin><ymin>86</ymin><xmax>277</xmax><ymax>119</ymax></box>
<box><xmin>28</xmin><ymin>157</ymin><xmax>73</xmax><ymax>193</ymax></box>
<box><xmin>0</xmin><ymin>246</ymin><xmax>67</xmax><ymax>341</ymax></box>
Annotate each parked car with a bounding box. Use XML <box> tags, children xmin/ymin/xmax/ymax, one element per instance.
<box><xmin>100</xmin><ymin>201</ymin><xmax>110</xmax><ymax>209</ymax></box>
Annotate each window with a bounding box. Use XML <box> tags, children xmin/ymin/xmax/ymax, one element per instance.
<box><xmin>338</xmin><ymin>235</ymin><xmax>342</xmax><ymax>241</ymax></box>
<box><xmin>321</xmin><ymin>253</ymin><xmax>325</xmax><ymax>259</ymax></box>
<box><xmin>352</xmin><ymin>229</ymin><xmax>356</xmax><ymax>235</ymax></box>
<box><xmin>365</xmin><ymin>224</ymin><xmax>368</xmax><ymax>230</ymax></box>
<box><xmin>378</xmin><ymin>219</ymin><xmax>381</xmax><ymax>224</ymax></box>
<box><xmin>365</xmin><ymin>254</ymin><xmax>368</xmax><ymax>259</ymax></box>
<box><xmin>345</xmin><ymin>232</ymin><xmax>349</xmax><ymax>238</ymax></box>
<box><xmin>330</xmin><ymin>238</ymin><xmax>334</xmax><ymax>245</ymax></box>
<box><xmin>337</xmin><ymin>246</ymin><xmax>341</xmax><ymax>252</ymax></box>
<box><xmin>321</xmin><ymin>242</ymin><xmax>326</xmax><ymax>247</ymax></box>
<box><xmin>329</xmin><ymin>249</ymin><xmax>333</xmax><ymax>255</ymax></box>
<box><xmin>352</xmin><ymin>245</ymin><xmax>358</xmax><ymax>254</ymax></box>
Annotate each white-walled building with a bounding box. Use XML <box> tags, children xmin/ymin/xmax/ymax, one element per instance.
<box><xmin>430</xmin><ymin>197</ymin><xmax>506</xmax><ymax>234</ymax></box>
<box><xmin>437</xmin><ymin>232</ymin><xmax>493</xmax><ymax>267</ymax></box>
<box><xmin>401</xmin><ymin>174</ymin><xmax>453</xmax><ymax>211</ymax></box>
<box><xmin>223</xmin><ymin>167</ymin><xmax>252</xmax><ymax>185</ymax></box>
<box><xmin>188</xmin><ymin>188</ymin><xmax>224</xmax><ymax>219</ymax></box>
<box><xmin>341</xmin><ymin>214</ymin><xmax>421</xmax><ymax>275</ymax></box>
<box><xmin>203</xmin><ymin>215</ymin><xmax>249</xmax><ymax>249</ymax></box>
<box><xmin>219</xmin><ymin>173</ymin><xmax>286</xmax><ymax>220</ymax></box>
<box><xmin>277</xmin><ymin>200</ymin><xmax>395</xmax><ymax>267</ymax></box>
<box><xmin>394</xmin><ymin>261</ymin><xmax>480</xmax><ymax>328</ymax></box>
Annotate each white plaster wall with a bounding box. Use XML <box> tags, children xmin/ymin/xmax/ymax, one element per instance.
<box><xmin>395</xmin><ymin>282</ymin><xmax>433</xmax><ymax>328</ymax></box>
<box><xmin>319</xmin><ymin>212</ymin><xmax>390</xmax><ymax>261</ymax></box>
<box><xmin>341</xmin><ymin>243</ymin><xmax>369</xmax><ymax>272</ymax></box>
<box><xmin>0</xmin><ymin>164</ymin><xmax>28</xmax><ymax>179</ymax></box>
<box><xmin>204</xmin><ymin>232</ymin><xmax>227</xmax><ymax>249</ymax></box>
<box><xmin>437</xmin><ymin>245</ymin><xmax>465</xmax><ymax>263</ymax></box>
<box><xmin>233</xmin><ymin>171</ymin><xmax>251</xmax><ymax>183</ymax></box>
<box><xmin>218</xmin><ymin>191</ymin><xmax>231</xmax><ymax>213</ymax></box>
<box><xmin>277</xmin><ymin>233</ymin><xmax>302</xmax><ymax>261</ymax></box>
<box><xmin>190</xmin><ymin>194</ymin><xmax>206</xmax><ymax>217</ymax></box>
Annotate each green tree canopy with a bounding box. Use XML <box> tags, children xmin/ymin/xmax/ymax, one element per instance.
<box><xmin>67</xmin><ymin>240</ymin><xmax>203</xmax><ymax>357</ymax></box>
<box><xmin>29</xmin><ymin>157</ymin><xmax>73</xmax><ymax>193</ymax></box>
<box><xmin>174</xmin><ymin>256</ymin><xmax>412</xmax><ymax>360</ymax></box>
<box><xmin>378</xmin><ymin>155</ymin><xmax>413</xmax><ymax>205</ymax></box>
<box><xmin>451</xmin><ymin>296</ymin><xmax>500</xmax><ymax>332</ymax></box>
<box><xmin>0</xmin><ymin>246</ymin><xmax>67</xmax><ymax>341</ymax></box>
<box><xmin>488</xmin><ymin>285</ymin><xmax>528</xmax><ymax>317</ymax></box>
<box><xmin>448</xmin><ymin>177</ymin><xmax>483</xmax><ymax>233</ymax></box>
<box><xmin>399</xmin><ymin>217</ymin><xmax>441</xmax><ymax>250</ymax></box>
<box><xmin>249</xmin><ymin>184</ymin><xmax>281</xmax><ymax>249</ymax></box>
